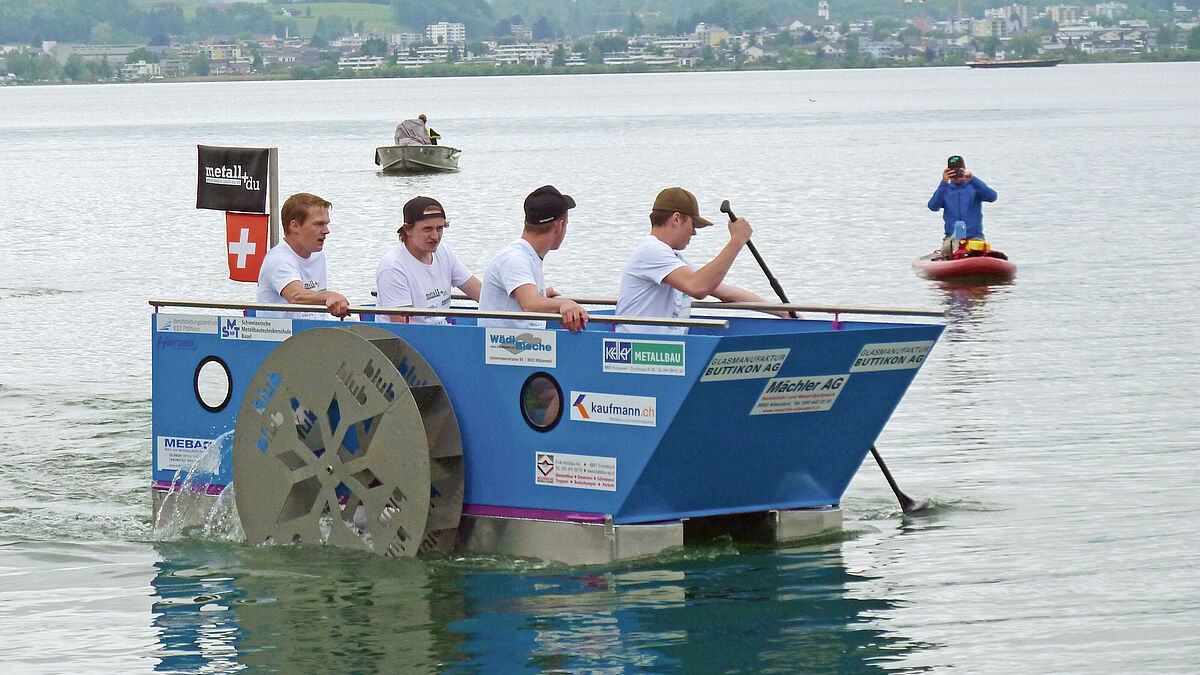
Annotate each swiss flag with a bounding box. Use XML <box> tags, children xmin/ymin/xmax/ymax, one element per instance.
<box><xmin>225</xmin><ymin>212</ymin><xmax>269</xmax><ymax>282</ymax></box>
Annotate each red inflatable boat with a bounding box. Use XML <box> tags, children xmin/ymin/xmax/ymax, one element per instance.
<box><xmin>912</xmin><ymin>251</ymin><xmax>1017</xmax><ymax>281</ymax></box>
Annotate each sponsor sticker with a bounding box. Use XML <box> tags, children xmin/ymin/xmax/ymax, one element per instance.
<box><xmin>155</xmin><ymin>334</ymin><xmax>198</xmax><ymax>351</ymax></box>
<box><xmin>220</xmin><ymin>316</ymin><xmax>293</xmax><ymax>342</ymax></box>
<box><xmin>535</xmin><ymin>452</ymin><xmax>617</xmax><ymax>491</ymax></box>
<box><xmin>850</xmin><ymin>341</ymin><xmax>935</xmax><ymax>372</ymax></box>
<box><xmin>750</xmin><ymin>374</ymin><xmax>848</xmax><ymax>415</ymax></box>
<box><xmin>569</xmin><ymin>391</ymin><xmax>656</xmax><ymax>427</ymax></box>
<box><xmin>602</xmin><ymin>338</ymin><xmax>685</xmax><ymax>376</ymax></box>
<box><xmin>157</xmin><ymin>314</ymin><xmax>218</xmax><ymax>334</ymax></box>
<box><xmin>485</xmin><ymin>328</ymin><xmax>557</xmax><ymax>367</ymax></box>
<box><xmin>156</xmin><ymin>436</ymin><xmax>216</xmax><ymax>472</ymax></box>
<box><xmin>701</xmin><ymin>348</ymin><xmax>790</xmax><ymax>382</ymax></box>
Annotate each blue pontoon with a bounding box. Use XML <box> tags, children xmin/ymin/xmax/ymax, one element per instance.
<box><xmin>151</xmin><ymin>301</ymin><xmax>942</xmax><ymax>564</ymax></box>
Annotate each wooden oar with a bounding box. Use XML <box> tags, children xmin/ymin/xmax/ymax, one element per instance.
<box><xmin>719</xmin><ymin>200</ymin><xmax>797</xmax><ymax>318</ymax></box>
<box><xmin>870</xmin><ymin>446</ymin><xmax>932</xmax><ymax>516</ymax></box>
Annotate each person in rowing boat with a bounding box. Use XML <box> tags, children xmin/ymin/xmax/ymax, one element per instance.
<box><xmin>477</xmin><ymin>185</ymin><xmax>589</xmax><ymax>333</ymax></box>
<box><xmin>255</xmin><ymin>192</ymin><xmax>351</xmax><ymax>319</ymax></box>
<box><xmin>614</xmin><ymin>187</ymin><xmax>774</xmax><ymax>335</ymax></box>
<box><xmin>376</xmin><ymin>196</ymin><xmax>481</xmax><ymax>324</ymax></box>
<box><xmin>395</xmin><ymin>114</ymin><xmax>436</xmax><ymax>146</ymax></box>
<box><xmin>928</xmin><ymin>155</ymin><xmax>997</xmax><ymax>259</ymax></box>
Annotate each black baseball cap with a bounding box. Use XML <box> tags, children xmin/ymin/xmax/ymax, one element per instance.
<box><xmin>947</xmin><ymin>155</ymin><xmax>965</xmax><ymax>169</ymax></box>
<box><xmin>524</xmin><ymin>185</ymin><xmax>576</xmax><ymax>224</ymax></box>
<box><xmin>403</xmin><ymin>196</ymin><xmax>445</xmax><ymax>226</ymax></box>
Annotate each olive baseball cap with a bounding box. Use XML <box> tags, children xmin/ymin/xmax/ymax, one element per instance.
<box><xmin>652</xmin><ymin>187</ymin><xmax>713</xmax><ymax>227</ymax></box>
<box><xmin>524</xmin><ymin>185</ymin><xmax>576</xmax><ymax>224</ymax></box>
<box><xmin>403</xmin><ymin>196</ymin><xmax>445</xmax><ymax>226</ymax></box>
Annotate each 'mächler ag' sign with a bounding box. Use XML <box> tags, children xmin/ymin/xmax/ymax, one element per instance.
<box><xmin>196</xmin><ymin>145</ymin><xmax>269</xmax><ymax>213</ymax></box>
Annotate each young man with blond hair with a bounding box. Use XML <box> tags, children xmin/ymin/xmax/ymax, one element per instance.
<box><xmin>255</xmin><ymin>192</ymin><xmax>350</xmax><ymax>319</ymax></box>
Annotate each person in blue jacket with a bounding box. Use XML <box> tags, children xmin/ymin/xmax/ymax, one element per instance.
<box><xmin>928</xmin><ymin>155</ymin><xmax>997</xmax><ymax>258</ymax></box>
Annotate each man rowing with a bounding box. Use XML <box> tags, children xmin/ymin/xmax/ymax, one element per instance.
<box><xmin>615</xmin><ymin>187</ymin><xmax>773</xmax><ymax>334</ymax></box>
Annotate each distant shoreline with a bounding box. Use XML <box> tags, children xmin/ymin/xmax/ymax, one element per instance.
<box><xmin>6</xmin><ymin>52</ymin><xmax>1198</xmax><ymax>87</ymax></box>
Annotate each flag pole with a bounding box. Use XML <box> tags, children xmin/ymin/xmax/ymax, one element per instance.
<box><xmin>268</xmin><ymin>147</ymin><xmax>279</xmax><ymax>247</ymax></box>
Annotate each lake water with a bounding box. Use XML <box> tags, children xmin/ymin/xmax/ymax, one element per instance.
<box><xmin>2</xmin><ymin>63</ymin><xmax>1198</xmax><ymax>673</ymax></box>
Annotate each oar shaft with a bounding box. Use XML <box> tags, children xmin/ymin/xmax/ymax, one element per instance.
<box><xmin>746</xmin><ymin>240</ymin><xmax>792</xmax><ymax>305</ymax></box>
<box><xmin>870</xmin><ymin>446</ymin><xmax>921</xmax><ymax>514</ymax></box>
<box><xmin>720</xmin><ymin>200</ymin><xmax>797</xmax><ymax>318</ymax></box>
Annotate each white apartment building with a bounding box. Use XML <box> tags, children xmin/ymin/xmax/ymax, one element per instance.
<box><xmin>427</xmin><ymin>22</ymin><xmax>466</xmax><ymax>45</ymax></box>
<box><xmin>1048</xmin><ymin>5</ymin><xmax>1083</xmax><ymax>24</ymax></box>
<box><xmin>651</xmin><ymin>36</ymin><xmax>701</xmax><ymax>51</ymax></box>
<box><xmin>338</xmin><ymin>55</ymin><xmax>384</xmax><ymax>70</ymax></box>
<box><xmin>492</xmin><ymin>43</ymin><xmax>550</xmax><ymax>65</ymax></box>
<box><xmin>971</xmin><ymin>17</ymin><xmax>1007</xmax><ymax>37</ymax></box>
<box><xmin>388</xmin><ymin>33</ymin><xmax>424</xmax><ymax>49</ymax></box>
<box><xmin>120</xmin><ymin>60</ymin><xmax>161</xmax><ymax>80</ymax></box>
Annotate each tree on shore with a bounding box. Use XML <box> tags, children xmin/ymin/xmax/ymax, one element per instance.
<box><xmin>190</xmin><ymin>53</ymin><xmax>210</xmax><ymax>76</ymax></box>
<box><xmin>126</xmin><ymin>47</ymin><xmax>160</xmax><ymax>64</ymax></box>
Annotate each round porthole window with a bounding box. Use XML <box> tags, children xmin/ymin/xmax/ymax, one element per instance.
<box><xmin>194</xmin><ymin>356</ymin><xmax>232</xmax><ymax>413</ymax></box>
<box><xmin>520</xmin><ymin>372</ymin><xmax>563</xmax><ymax>432</ymax></box>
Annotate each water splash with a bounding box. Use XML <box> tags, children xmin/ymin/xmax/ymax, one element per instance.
<box><xmin>152</xmin><ymin>429</ymin><xmax>243</xmax><ymax>542</ymax></box>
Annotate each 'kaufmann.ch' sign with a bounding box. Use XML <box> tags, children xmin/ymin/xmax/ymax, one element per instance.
<box><xmin>196</xmin><ymin>145</ymin><xmax>269</xmax><ymax>213</ymax></box>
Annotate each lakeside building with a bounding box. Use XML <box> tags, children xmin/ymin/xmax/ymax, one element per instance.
<box><xmin>329</xmin><ymin>35</ymin><xmax>370</xmax><ymax>51</ymax></box>
<box><xmin>338</xmin><ymin>55</ymin><xmax>385</xmax><ymax>71</ymax></box>
<box><xmin>1048</xmin><ymin>5</ymin><xmax>1084</xmax><ymax>23</ymax></box>
<box><xmin>602</xmin><ymin>47</ymin><xmax>679</xmax><ymax>66</ymax></box>
<box><xmin>695</xmin><ymin>23</ymin><xmax>731</xmax><ymax>46</ymax></box>
<box><xmin>196</xmin><ymin>43</ymin><xmax>242</xmax><ymax>60</ymax></box>
<box><xmin>259</xmin><ymin>44</ymin><xmax>324</xmax><ymax>68</ymax></box>
<box><xmin>972</xmin><ymin>17</ymin><xmax>1008</xmax><ymax>38</ymax></box>
<box><xmin>388</xmin><ymin>33</ymin><xmax>425</xmax><ymax>49</ymax></box>
<box><xmin>56</xmin><ymin>44</ymin><xmax>142</xmax><ymax>64</ymax></box>
<box><xmin>427</xmin><ymin>22</ymin><xmax>466</xmax><ymax>46</ymax></box>
<box><xmin>120</xmin><ymin>60</ymin><xmax>161</xmax><ymax>80</ymax></box>
<box><xmin>492</xmin><ymin>43</ymin><xmax>551</xmax><ymax>66</ymax></box>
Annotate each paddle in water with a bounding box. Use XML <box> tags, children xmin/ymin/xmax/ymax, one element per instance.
<box><xmin>721</xmin><ymin>199</ymin><xmax>931</xmax><ymax>516</ymax></box>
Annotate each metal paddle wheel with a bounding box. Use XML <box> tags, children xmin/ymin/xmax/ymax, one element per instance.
<box><xmin>231</xmin><ymin>326</ymin><xmax>464</xmax><ymax>557</ymax></box>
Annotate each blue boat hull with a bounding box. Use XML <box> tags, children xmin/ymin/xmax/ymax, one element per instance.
<box><xmin>151</xmin><ymin>313</ymin><xmax>942</xmax><ymax>556</ymax></box>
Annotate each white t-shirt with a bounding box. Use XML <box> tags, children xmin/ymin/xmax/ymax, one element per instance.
<box><xmin>255</xmin><ymin>242</ymin><xmax>329</xmax><ymax>319</ymax></box>
<box><xmin>376</xmin><ymin>242</ymin><xmax>472</xmax><ymax>325</ymax></box>
<box><xmin>615</xmin><ymin>234</ymin><xmax>694</xmax><ymax>335</ymax></box>
<box><xmin>478</xmin><ymin>238</ymin><xmax>546</xmax><ymax>329</ymax></box>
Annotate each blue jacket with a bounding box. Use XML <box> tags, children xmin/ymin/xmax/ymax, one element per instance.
<box><xmin>928</xmin><ymin>177</ymin><xmax>997</xmax><ymax>239</ymax></box>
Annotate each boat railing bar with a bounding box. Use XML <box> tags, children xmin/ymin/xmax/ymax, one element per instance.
<box><xmin>449</xmin><ymin>294</ymin><xmax>945</xmax><ymax>318</ymax></box>
<box><xmin>147</xmin><ymin>299</ymin><xmax>729</xmax><ymax>328</ymax></box>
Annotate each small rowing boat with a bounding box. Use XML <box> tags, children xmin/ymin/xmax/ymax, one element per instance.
<box><xmin>374</xmin><ymin>144</ymin><xmax>461</xmax><ymax>173</ymax></box>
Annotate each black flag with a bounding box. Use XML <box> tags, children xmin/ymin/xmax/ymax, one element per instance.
<box><xmin>196</xmin><ymin>145</ymin><xmax>269</xmax><ymax>213</ymax></box>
